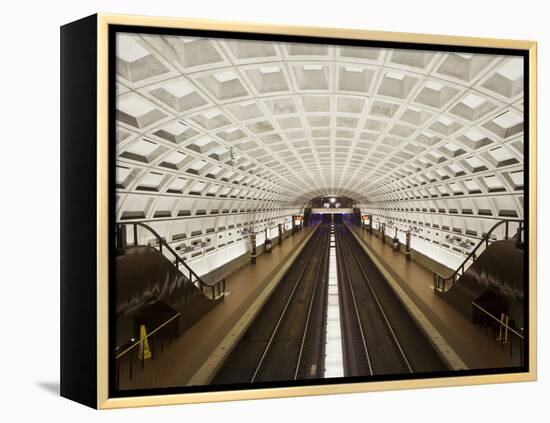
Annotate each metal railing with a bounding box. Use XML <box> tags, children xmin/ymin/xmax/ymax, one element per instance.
<box><xmin>472</xmin><ymin>301</ymin><xmax>524</xmax><ymax>365</ymax></box>
<box><xmin>116</xmin><ymin>222</ymin><xmax>225</xmax><ymax>301</ymax></box>
<box><xmin>115</xmin><ymin>312</ymin><xmax>181</xmax><ymax>390</ymax></box>
<box><xmin>433</xmin><ymin>219</ymin><xmax>524</xmax><ymax>292</ymax></box>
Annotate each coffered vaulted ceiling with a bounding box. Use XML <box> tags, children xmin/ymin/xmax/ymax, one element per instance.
<box><xmin>115</xmin><ymin>32</ymin><xmax>524</xmax><ymax>261</ymax></box>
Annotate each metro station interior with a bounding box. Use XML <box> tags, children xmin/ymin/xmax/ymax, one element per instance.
<box><xmin>113</xmin><ymin>32</ymin><xmax>526</xmax><ymax>391</ymax></box>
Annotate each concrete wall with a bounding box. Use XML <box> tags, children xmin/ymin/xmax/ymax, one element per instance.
<box><xmin>199</xmin><ymin>230</ymin><xmax>294</xmax><ymax>285</ymax></box>
<box><xmin>367</xmin><ymin>227</ymin><xmax>455</xmax><ymax>277</ymax></box>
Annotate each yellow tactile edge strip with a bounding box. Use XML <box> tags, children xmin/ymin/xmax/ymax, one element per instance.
<box><xmin>188</xmin><ymin>226</ymin><xmax>319</xmax><ymax>385</ymax></box>
<box><xmin>347</xmin><ymin>225</ymin><xmax>468</xmax><ymax>371</ymax></box>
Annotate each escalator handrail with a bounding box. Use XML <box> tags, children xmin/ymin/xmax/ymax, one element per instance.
<box><xmin>433</xmin><ymin>218</ymin><xmax>524</xmax><ymax>288</ymax></box>
<box><xmin>117</xmin><ymin>221</ymin><xmax>225</xmax><ymax>299</ymax></box>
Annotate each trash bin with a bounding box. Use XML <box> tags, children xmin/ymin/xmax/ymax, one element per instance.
<box><xmin>392</xmin><ymin>237</ymin><xmax>399</xmax><ymax>251</ymax></box>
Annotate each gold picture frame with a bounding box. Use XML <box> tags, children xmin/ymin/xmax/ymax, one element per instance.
<box><xmin>60</xmin><ymin>13</ymin><xmax>537</xmax><ymax>409</ymax></box>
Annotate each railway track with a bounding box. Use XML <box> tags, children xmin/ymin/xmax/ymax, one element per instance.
<box><xmin>336</xmin><ymin>225</ymin><xmax>412</xmax><ymax>375</ymax></box>
<box><xmin>213</xmin><ymin>223</ymin><xmax>446</xmax><ymax>385</ymax></box>
<box><xmin>212</xmin><ymin>225</ymin><xmax>330</xmax><ymax>384</ymax></box>
<box><xmin>336</xmin><ymin>224</ymin><xmax>446</xmax><ymax>376</ymax></box>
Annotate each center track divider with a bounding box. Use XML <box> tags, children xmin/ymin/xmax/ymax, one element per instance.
<box><xmin>345</xmin><ymin>223</ymin><xmax>467</xmax><ymax>371</ymax></box>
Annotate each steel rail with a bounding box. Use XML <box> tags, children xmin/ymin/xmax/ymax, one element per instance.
<box><xmin>335</xmin><ymin>228</ymin><xmax>374</xmax><ymax>376</ymax></box>
<box><xmin>250</xmin><ymin>227</ymin><xmax>323</xmax><ymax>383</ymax></box>
<box><xmin>340</xmin><ymin>226</ymin><xmax>413</xmax><ymax>374</ymax></box>
<box><xmin>293</xmin><ymin>228</ymin><xmax>330</xmax><ymax>379</ymax></box>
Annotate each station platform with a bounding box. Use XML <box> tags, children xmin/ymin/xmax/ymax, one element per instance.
<box><xmin>347</xmin><ymin>224</ymin><xmax>520</xmax><ymax>370</ymax></box>
<box><xmin>118</xmin><ymin>225</ymin><xmax>317</xmax><ymax>390</ymax></box>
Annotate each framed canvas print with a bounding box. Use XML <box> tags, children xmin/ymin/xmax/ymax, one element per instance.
<box><xmin>60</xmin><ymin>14</ymin><xmax>537</xmax><ymax>409</ymax></box>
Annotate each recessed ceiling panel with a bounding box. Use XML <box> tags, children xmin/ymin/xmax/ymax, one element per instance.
<box><xmin>115</xmin><ymin>32</ymin><xmax>525</xmax><ymax>260</ymax></box>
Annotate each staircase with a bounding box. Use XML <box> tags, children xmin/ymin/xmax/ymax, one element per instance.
<box><xmin>115</xmin><ymin>222</ymin><xmax>225</xmax><ymax>349</ymax></box>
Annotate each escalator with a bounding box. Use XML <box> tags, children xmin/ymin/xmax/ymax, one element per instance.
<box><xmin>115</xmin><ymin>223</ymin><xmax>225</xmax><ymax>350</ymax></box>
<box><xmin>434</xmin><ymin>220</ymin><xmax>524</xmax><ymax>329</ymax></box>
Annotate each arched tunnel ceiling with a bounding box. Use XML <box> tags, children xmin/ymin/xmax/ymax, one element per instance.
<box><xmin>296</xmin><ymin>189</ymin><xmax>368</xmax><ymax>206</ymax></box>
<box><xmin>115</xmin><ymin>32</ymin><xmax>524</xmax><ymax>265</ymax></box>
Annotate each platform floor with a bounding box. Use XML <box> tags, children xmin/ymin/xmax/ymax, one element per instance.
<box><xmin>118</xmin><ymin>223</ymin><xmax>520</xmax><ymax>391</ymax></box>
<box><xmin>349</xmin><ymin>225</ymin><xmax>521</xmax><ymax>370</ymax></box>
<box><xmin>118</xmin><ymin>226</ymin><xmax>316</xmax><ymax>390</ymax></box>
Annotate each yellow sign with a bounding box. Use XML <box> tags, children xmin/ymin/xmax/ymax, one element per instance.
<box><xmin>138</xmin><ymin>324</ymin><xmax>152</xmax><ymax>360</ymax></box>
<box><xmin>497</xmin><ymin>313</ymin><xmax>510</xmax><ymax>344</ymax></box>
